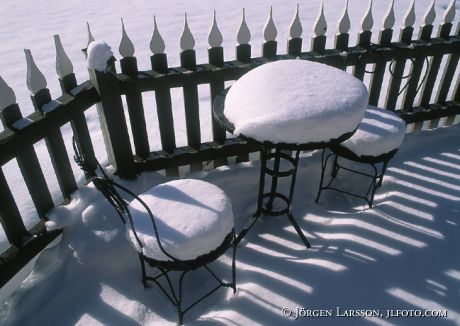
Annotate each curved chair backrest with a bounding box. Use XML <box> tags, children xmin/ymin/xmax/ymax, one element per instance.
<box><xmin>72</xmin><ymin>136</ymin><xmax>190</xmax><ymax>266</ymax></box>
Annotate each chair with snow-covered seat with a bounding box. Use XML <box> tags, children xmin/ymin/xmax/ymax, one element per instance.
<box><xmin>72</xmin><ymin>137</ymin><xmax>236</xmax><ymax>325</ymax></box>
<box><xmin>315</xmin><ymin>105</ymin><xmax>406</xmax><ymax>208</ymax></box>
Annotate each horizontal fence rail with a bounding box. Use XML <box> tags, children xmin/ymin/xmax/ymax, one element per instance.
<box><xmin>0</xmin><ymin>0</ymin><xmax>459</xmax><ymax>287</ymax></box>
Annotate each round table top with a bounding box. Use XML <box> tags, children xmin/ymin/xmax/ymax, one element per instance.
<box><xmin>214</xmin><ymin>59</ymin><xmax>369</xmax><ymax>149</ymax></box>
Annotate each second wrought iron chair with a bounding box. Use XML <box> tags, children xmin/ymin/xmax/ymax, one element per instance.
<box><xmin>73</xmin><ymin>137</ymin><xmax>236</xmax><ymax>325</ymax></box>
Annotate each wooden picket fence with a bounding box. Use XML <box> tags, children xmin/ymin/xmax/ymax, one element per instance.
<box><xmin>0</xmin><ymin>0</ymin><xmax>459</xmax><ymax>287</ymax></box>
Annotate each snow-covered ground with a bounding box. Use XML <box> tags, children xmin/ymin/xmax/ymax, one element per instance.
<box><xmin>1</xmin><ymin>124</ymin><xmax>460</xmax><ymax>325</ymax></box>
<box><xmin>0</xmin><ymin>0</ymin><xmax>458</xmax><ymax>246</ymax></box>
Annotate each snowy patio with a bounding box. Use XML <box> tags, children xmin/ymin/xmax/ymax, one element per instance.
<box><xmin>1</xmin><ymin>124</ymin><xmax>459</xmax><ymax>325</ymax></box>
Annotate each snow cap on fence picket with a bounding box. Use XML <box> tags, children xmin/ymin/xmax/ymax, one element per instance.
<box><xmin>119</xmin><ymin>19</ymin><xmax>135</xmax><ymax>58</ymax></box>
<box><xmin>0</xmin><ymin>76</ymin><xmax>16</xmax><ymax>109</ymax></box>
<box><xmin>314</xmin><ymin>1</ymin><xmax>327</xmax><ymax>36</ymax></box>
<box><xmin>423</xmin><ymin>0</ymin><xmax>436</xmax><ymax>25</ymax></box>
<box><xmin>237</xmin><ymin>8</ymin><xmax>251</xmax><ymax>44</ymax></box>
<box><xmin>442</xmin><ymin>0</ymin><xmax>456</xmax><ymax>23</ymax></box>
<box><xmin>361</xmin><ymin>0</ymin><xmax>373</xmax><ymax>32</ymax></box>
<box><xmin>337</xmin><ymin>0</ymin><xmax>350</xmax><ymax>33</ymax></box>
<box><xmin>54</xmin><ymin>35</ymin><xmax>74</xmax><ymax>78</ymax></box>
<box><xmin>87</xmin><ymin>41</ymin><xmax>114</xmax><ymax>72</ymax></box>
<box><xmin>180</xmin><ymin>13</ymin><xmax>195</xmax><ymax>51</ymax></box>
<box><xmin>25</xmin><ymin>49</ymin><xmax>47</xmax><ymax>95</ymax></box>
<box><xmin>150</xmin><ymin>16</ymin><xmax>165</xmax><ymax>54</ymax></box>
<box><xmin>403</xmin><ymin>0</ymin><xmax>416</xmax><ymax>27</ymax></box>
<box><xmin>263</xmin><ymin>6</ymin><xmax>277</xmax><ymax>41</ymax></box>
<box><xmin>86</xmin><ymin>22</ymin><xmax>95</xmax><ymax>48</ymax></box>
<box><xmin>208</xmin><ymin>11</ymin><xmax>223</xmax><ymax>48</ymax></box>
<box><xmin>289</xmin><ymin>4</ymin><xmax>302</xmax><ymax>38</ymax></box>
<box><xmin>382</xmin><ymin>0</ymin><xmax>395</xmax><ymax>29</ymax></box>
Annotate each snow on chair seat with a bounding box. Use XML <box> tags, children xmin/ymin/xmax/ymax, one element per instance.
<box><xmin>339</xmin><ymin>105</ymin><xmax>406</xmax><ymax>158</ymax></box>
<box><xmin>316</xmin><ymin>105</ymin><xmax>406</xmax><ymax>208</ymax></box>
<box><xmin>127</xmin><ymin>179</ymin><xmax>234</xmax><ymax>262</ymax></box>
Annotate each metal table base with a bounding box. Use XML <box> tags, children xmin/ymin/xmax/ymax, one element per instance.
<box><xmin>236</xmin><ymin>146</ymin><xmax>311</xmax><ymax>249</ymax></box>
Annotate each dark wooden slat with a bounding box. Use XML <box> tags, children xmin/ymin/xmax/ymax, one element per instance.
<box><xmin>236</xmin><ymin>44</ymin><xmax>251</xmax><ymax>63</ymax></box>
<box><xmin>120</xmin><ymin>57</ymin><xmax>150</xmax><ymax>158</ymax></box>
<box><xmin>208</xmin><ymin>46</ymin><xmax>227</xmax><ymax>167</ymax></box>
<box><xmin>262</xmin><ymin>41</ymin><xmax>277</xmax><ymax>58</ymax></box>
<box><xmin>0</xmin><ymin>168</ymin><xmax>29</xmax><ymax>247</ymax></box>
<box><xmin>436</xmin><ymin>52</ymin><xmax>459</xmax><ymax>104</ymax></box>
<box><xmin>420</xmin><ymin>23</ymin><xmax>453</xmax><ymax>106</ymax></box>
<box><xmin>59</xmin><ymin>73</ymin><xmax>97</xmax><ymax>174</ymax></box>
<box><xmin>287</xmin><ymin>38</ymin><xmax>302</xmax><ymax>57</ymax></box>
<box><xmin>353</xmin><ymin>31</ymin><xmax>372</xmax><ymax>81</ymax></box>
<box><xmin>180</xmin><ymin>49</ymin><xmax>202</xmax><ymax>172</ymax></box>
<box><xmin>368</xmin><ymin>29</ymin><xmax>393</xmax><ymax>106</ymax></box>
<box><xmin>334</xmin><ymin>33</ymin><xmax>349</xmax><ymax>52</ymax></box>
<box><xmin>92</xmin><ymin>68</ymin><xmax>137</xmax><ymax>179</ymax></box>
<box><xmin>0</xmin><ymin>104</ymin><xmax>53</xmax><ymax>217</ymax></box>
<box><xmin>385</xmin><ymin>27</ymin><xmax>414</xmax><ymax>110</ymax></box>
<box><xmin>311</xmin><ymin>35</ymin><xmax>326</xmax><ymax>54</ymax></box>
<box><xmin>32</xmin><ymin>88</ymin><xmax>77</xmax><ymax>198</ymax></box>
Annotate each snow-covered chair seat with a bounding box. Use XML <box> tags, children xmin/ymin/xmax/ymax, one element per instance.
<box><xmin>127</xmin><ymin>179</ymin><xmax>234</xmax><ymax>263</ymax></box>
<box><xmin>316</xmin><ymin>106</ymin><xmax>406</xmax><ymax>208</ymax></box>
<box><xmin>72</xmin><ymin>137</ymin><xmax>236</xmax><ymax>325</ymax></box>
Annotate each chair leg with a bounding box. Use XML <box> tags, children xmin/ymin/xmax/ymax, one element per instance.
<box><xmin>376</xmin><ymin>160</ymin><xmax>389</xmax><ymax>188</ymax></box>
<box><xmin>176</xmin><ymin>271</ymin><xmax>188</xmax><ymax>325</ymax></box>
<box><xmin>139</xmin><ymin>253</ymin><xmax>148</xmax><ymax>288</ymax></box>
<box><xmin>316</xmin><ymin>149</ymin><xmax>335</xmax><ymax>204</ymax></box>
<box><xmin>331</xmin><ymin>154</ymin><xmax>339</xmax><ymax>178</ymax></box>
<box><xmin>232</xmin><ymin>237</ymin><xmax>237</xmax><ymax>294</ymax></box>
<box><xmin>366</xmin><ymin>164</ymin><xmax>379</xmax><ymax>209</ymax></box>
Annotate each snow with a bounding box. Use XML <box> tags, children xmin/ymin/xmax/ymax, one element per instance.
<box><xmin>340</xmin><ymin>105</ymin><xmax>407</xmax><ymax>157</ymax></box>
<box><xmin>1</xmin><ymin>124</ymin><xmax>460</xmax><ymax>325</ymax></box>
<box><xmin>86</xmin><ymin>41</ymin><xmax>114</xmax><ymax>72</ymax></box>
<box><xmin>224</xmin><ymin>59</ymin><xmax>369</xmax><ymax>144</ymax></box>
<box><xmin>126</xmin><ymin>179</ymin><xmax>234</xmax><ymax>261</ymax></box>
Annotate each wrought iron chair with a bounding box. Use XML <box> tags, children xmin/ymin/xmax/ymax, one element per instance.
<box><xmin>316</xmin><ymin>105</ymin><xmax>406</xmax><ymax>208</ymax></box>
<box><xmin>72</xmin><ymin>137</ymin><xmax>236</xmax><ymax>325</ymax></box>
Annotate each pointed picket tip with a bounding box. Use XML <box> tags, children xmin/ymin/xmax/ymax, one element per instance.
<box><xmin>180</xmin><ymin>13</ymin><xmax>195</xmax><ymax>51</ymax></box>
<box><xmin>382</xmin><ymin>0</ymin><xmax>395</xmax><ymax>29</ymax></box>
<box><xmin>263</xmin><ymin>6</ymin><xmax>277</xmax><ymax>42</ymax></box>
<box><xmin>86</xmin><ymin>22</ymin><xmax>95</xmax><ymax>48</ymax></box>
<box><xmin>237</xmin><ymin>8</ymin><xmax>251</xmax><ymax>44</ymax></box>
<box><xmin>208</xmin><ymin>11</ymin><xmax>223</xmax><ymax>47</ymax></box>
<box><xmin>289</xmin><ymin>4</ymin><xmax>303</xmax><ymax>38</ymax></box>
<box><xmin>442</xmin><ymin>0</ymin><xmax>456</xmax><ymax>23</ymax></box>
<box><xmin>314</xmin><ymin>1</ymin><xmax>327</xmax><ymax>36</ymax></box>
<box><xmin>150</xmin><ymin>16</ymin><xmax>166</xmax><ymax>54</ymax></box>
<box><xmin>423</xmin><ymin>0</ymin><xmax>436</xmax><ymax>25</ymax></box>
<box><xmin>119</xmin><ymin>18</ymin><xmax>135</xmax><ymax>57</ymax></box>
<box><xmin>54</xmin><ymin>35</ymin><xmax>74</xmax><ymax>78</ymax></box>
<box><xmin>361</xmin><ymin>0</ymin><xmax>373</xmax><ymax>32</ymax></box>
<box><xmin>25</xmin><ymin>49</ymin><xmax>47</xmax><ymax>95</ymax></box>
<box><xmin>403</xmin><ymin>0</ymin><xmax>416</xmax><ymax>27</ymax></box>
<box><xmin>337</xmin><ymin>0</ymin><xmax>350</xmax><ymax>34</ymax></box>
<box><xmin>0</xmin><ymin>76</ymin><xmax>16</xmax><ymax>109</ymax></box>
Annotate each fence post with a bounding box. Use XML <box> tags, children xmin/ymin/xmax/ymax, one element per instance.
<box><xmin>25</xmin><ymin>49</ymin><xmax>77</xmax><ymax>199</ymax></box>
<box><xmin>287</xmin><ymin>4</ymin><xmax>302</xmax><ymax>56</ymax></box>
<box><xmin>262</xmin><ymin>6</ymin><xmax>277</xmax><ymax>58</ymax></box>
<box><xmin>0</xmin><ymin>78</ymin><xmax>54</xmax><ymax>218</ymax></box>
<box><xmin>87</xmin><ymin>43</ymin><xmax>137</xmax><ymax>179</ymax></box>
<box><xmin>208</xmin><ymin>11</ymin><xmax>227</xmax><ymax>168</ymax></box>
<box><xmin>236</xmin><ymin>8</ymin><xmax>251</xmax><ymax>63</ymax></box>
<box><xmin>55</xmin><ymin>35</ymin><xmax>98</xmax><ymax>175</ymax></box>
<box><xmin>180</xmin><ymin>14</ymin><xmax>202</xmax><ymax>172</ymax></box>
<box><xmin>119</xmin><ymin>20</ymin><xmax>150</xmax><ymax>159</ymax></box>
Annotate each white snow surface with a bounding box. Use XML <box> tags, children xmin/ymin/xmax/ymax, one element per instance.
<box><xmin>224</xmin><ymin>60</ymin><xmax>369</xmax><ymax>144</ymax></box>
<box><xmin>341</xmin><ymin>105</ymin><xmax>406</xmax><ymax>157</ymax></box>
<box><xmin>86</xmin><ymin>41</ymin><xmax>113</xmax><ymax>71</ymax></box>
<box><xmin>126</xmin><ymin>179</ymin><xmax>234</xmax><ymax>261</ymax></box>
<box><xmin>1</xmin><ymin>124</ymin><xmax>460</xmax><ymax>325</ymax></box>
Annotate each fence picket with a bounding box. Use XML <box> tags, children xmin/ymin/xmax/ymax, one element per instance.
<box><xmin>436</xmin><ymin>21</ymin><xmax>459</xmax><ymax>104</ymax></box>
<box><xmin>236</xmin><ymin>9</ymin><xmax>251</xmax><ymax>62</ymax></box>
<box><xmin>311</xmin><ymin>1</ymin><xmax>327</xmax><ymax>54</ymax></box>
<box><xmin>287</xmin><ymin>4</ymin><xmax>302</xmax><ymax>56</ymax></box>
<box><xmin>353</xmin><ymin>0</ymin><xmax>373</xmax><ymax>81</ymax></box>
<box><xmin>119</xmin><ymin>22</ymin><xmax>150</xmax><ymax>159</ymax></box>
<box><xmin>262</xmin><ymin>6</ymin><xmax>277</xmax><ymax>58</ymax></box>
<box><xmin>26</xmin><ymin>49</ymin><xmax>77</xmax><ymax>198</ymax></box>
<box><xmin>335</xmin><ymin>0</ymin><xmax>350</xmax><ymax>52</ymax></box>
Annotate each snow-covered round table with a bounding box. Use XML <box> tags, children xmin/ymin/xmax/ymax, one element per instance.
<box><xmin>213</xmin><ymin>59</ymin><xmax>369</xmax><ymax>248</ymax></box>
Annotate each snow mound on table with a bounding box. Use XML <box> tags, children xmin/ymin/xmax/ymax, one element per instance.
<box><xmin>341</xmin><ymin>105</ymin><xmax>406</xmax><ymax>157</ymax></box>
<box><xmin>127</xmin><ymin>179</ymin><xmax>234</xmax><ymax>261</ymax></box>
<box><xmin>224</xmin><ymin>59</ymin><xmax>369</xmax><ymax>144</ymax></box>
<box><xmin>87</xmin><ymin>41</ymin><xmax>113</xmax><ymax>72</ymax></box>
